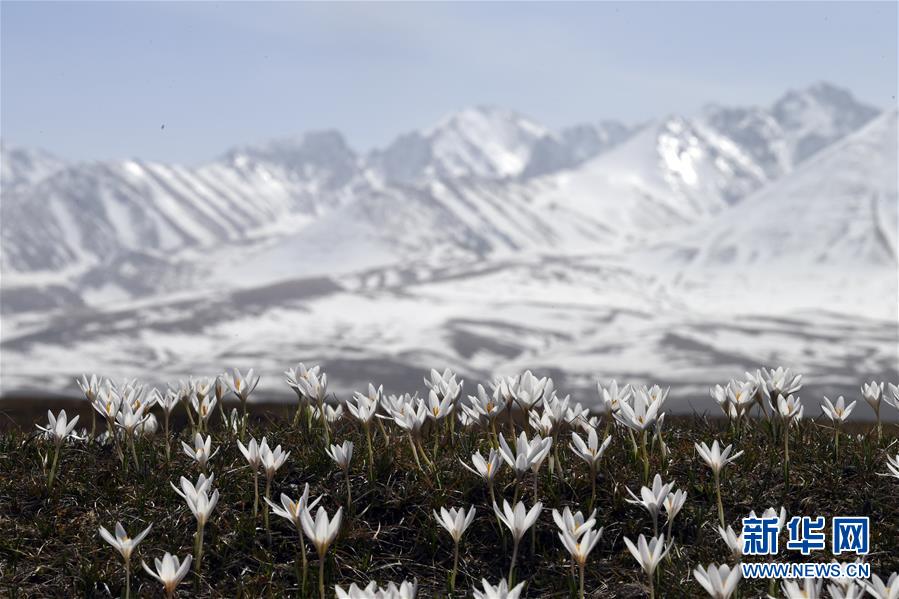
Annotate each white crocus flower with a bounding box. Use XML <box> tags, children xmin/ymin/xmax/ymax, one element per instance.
<box><xmin>498</xmin><ymin>431</ymin><xmax>553</xmax><ymax>480</ymax></box>
<box><xmin>822</xmin><ymin>395</ymin><xmax>856</xmax><ymax>458</ymax></box>
<box><xmin>623</xmin><ymin>533</ymin><xmax>672</xmax><ymax>599</ymax></box>
<box><xmin>862</xmin><ymin>381</ymin><xmax>886</xmax><ymax>440</ymax></box>
<box><xmin>313</xmin><ymin>403</ymin><xmax>344</xmax><ymax>424</ymax></box>
<box><xmin>717</xmin><ymin>525</ymin><xmax>743</xmax><ymax>562</ymax></box>
<box><xmin>181</xmin><ymin>433</ymin><xmax>218</xmax><ymax>470</ymax></box>
<box><xmin>493</xmin><ymin>499</ymin><xmax>542</xmax><ymax>585</ymax></box>
<box><xmin>559</xmin><ymin>523</ymin><xmax>603</xmax><ymax>599</ymax></box>
<box><xmin>693</xmin><ymin>563</ymin><xmax>741</xmax><ymax>599</ymax></box>
<box><xmin>326</xmin><ymin>440</ymin><xmax>354</xmax><ymax>470</ymax></box>
<box><xmin>171</xmin><ymin>472</ymin><xmax>215</xmax><ymax>503</ymax></box>
<box><xmin>663</xmin><ymin>489</ymin><xmax>688</xmax><ymax>536</ymax></box>
<box><xmin>424</xmin><ymin>367</ymin><xmax>463</xmax><ymax>408</ymax></box>
<box><xmin>301</xmin><ymin>505</ymin><xmax>344</xmax><ymax>599</ymax></box>
<box><xmin>612</xmin><ymin>388</ymin><xmax>663</xmax><ymax>433</ymax></box>
<box><xmin>761</xmin><ymin>367</ymin><xmax>803</xmax><ymax>398</ymax></box>
<box><xmin>552</xmin><ymin>507</ymin><xmax>597</xmax><ymax>540</ymax></box>
<box><xmin>695</xmin><ymin>440</ymin><xmax>742</xmax><ymax>528</ymax></box>
<box><xmin>327</xmin><ymin>440</ymin><xmax>355</xmax><ymax>507</ymax></box>
<box><xmin>99</xmin><ymin>521</ymin><xmax>152</xmax><ymax>599</ymax></box>
<box><xmin>773</xmin><ymin>394</ymin><xmax>803</xmax><ymax>480</ymax></box>
<box><xmin>37</xmin><ymin>409</ymin><xmax>80</xmax><ymax>447</ymax></box>
<box><xmin>570</xmin><ymin>426</ymin><xmax>613</xmax><ymax>468</ymax></box>
<box><xmin>513</xmin><ymin>370</ymin><xmax>550</xmax><ymax>415</ymax></box>
<box><xmin>862</xmin><ymin>572</ymin><xmax>899</xmax><ymax>599</ymax></box>
<box><xmin>781</xmin><ymin>578</ymin><xmax>824</xmax><ymax>599</ymax></box>
<box><xmin>237</xmin><ymin>436</ymin><xmax>265</xmax><ymax>517</ymax></box>
<box><xmin>141</xmin><ymin>552</ymin><xmax>192</xmax><ymax>599</ymax></box>
<box><xmin>259</xmin><ymin>440</ymin><xmax>290</xmax><ymax>538</ymax></box>
<box><xmin>598</xmin><ymin>379</ymin><xmax>632</xmax><ymax>415</ymax></box>
<box><xmin>265</xmin><ymin>484</ymin><xmax>322</xmax><ymax>593</ymax></box>
<box><xmin>224</xmin><ymin>367</ymin><xmax>259</xmax><ymax>438</ymax></box>
<box><xmin>887</xmin><ymin>383</ymin><xmax>899</xmax><ymax>412</ymax></box>
<box><xmin>349</xmin><ymin>384</ymin><xmax>382</xmax><ymax>480</ymax></box>
<box><xmin>434</xmin><ymin>506</ymin><xmax>476</xmax><ymax>591</ymax></box>
<box><xmin>570</xmin><ymin>425</ymin><xmax>612</xmax><ymax>508</ymax></box>
<box><xmin>434</xmin><ymin>506</ymin><xmax>476</xmax><ymax>543</ymax></box>
<box><xmin>822</xmin><ymin>396</ymin><xmax>856</xmax><ymax>423</ymax></box>
<box><xmin>625</xmin><ymin>474</ymin><xmax>674</xmax><ymax>536</ymax></box>
<box><xmin>462</xmin><ymin>384</ymin><xmax>505</xmax><ymax>432</ymax></box>
<box><xmin>473</xmin><ymin>578</ymin><xmax>526</xmax><ymax>599</ymax></box>
<box><xmin>183</xmin><ymin>482</ymin><xmax>219</xmax><ymax>577</ymax></box>
<box><xmin>335</xmin><ymin>580</ymin><xmax>418</xmax><ymax>599</ymax></box>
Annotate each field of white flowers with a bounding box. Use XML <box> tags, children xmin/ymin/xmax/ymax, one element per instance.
<box><xmin>2</xmin><ymin>366</ymin><xmax>898</xmax><ymax>598</ymax></box>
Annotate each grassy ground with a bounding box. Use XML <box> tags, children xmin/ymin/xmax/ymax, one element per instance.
<box><xmin>0</xmin><ymin>405</ymin><xmax>897</xmax><ymax>598</ymax></box>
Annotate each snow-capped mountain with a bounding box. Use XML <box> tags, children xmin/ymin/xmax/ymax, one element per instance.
<box><xmin>367</xmin><ymin>106</ymin><xmax>554</xmax><ymax>183</ymax></box>
<box><xmin>0</xmin><ymin>144</ymin><xmax>67</xmax><ymax>190</ymax></box>
<box><xmin>692</xmin><ymin>108</ymin><xmax>898</xmax><ymax>269</ymax></box>
<box><xmin>1</xmin><ymin>83</ymin><xmax>895</xmax><ymax>407</ymax></box>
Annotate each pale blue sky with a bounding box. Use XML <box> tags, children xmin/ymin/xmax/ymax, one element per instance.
<box><xmin>2</xmin><ymin>1</ymin><xmax>896</xmax><ymax>164</ymax></box>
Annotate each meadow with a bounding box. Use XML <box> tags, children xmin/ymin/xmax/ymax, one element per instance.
<box><xmin>1</xmin><ymin>368</ymin><xmax>897</xmax><ymax>598</ymax></box>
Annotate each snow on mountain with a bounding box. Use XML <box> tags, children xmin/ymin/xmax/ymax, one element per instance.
<box><xmin>0</xmin><ymin>82</ymin><xmax>887</xmax><ymax>321</ymax></box>
<box><xmin>366</xmin><ymin>106</ymin><xmax>552</xmax><ymax>183</ymax></box>
<box><xmin>0</xmin><ymin>143</ymin><xmax>67</xmax><ymax>190</ymax></box>
<box><xmin>691</xmin><ymin>108</ymin><xmax>897</xmax><ymax>269</ymax></box>
<box><xmin>221</xmin><ymin>129</ymin><xmax>360</xmax><ymax>192</ymax></box>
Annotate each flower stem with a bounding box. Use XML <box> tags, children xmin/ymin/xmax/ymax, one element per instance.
<box><xmin>253</xmin><ymin>470</ymin><xmax>260</xmax><ymax>518</ymax></box>
<box><xmin>579</xmin><ymin>562</ymin><xmax>585</xmax><ymax>599</ymax></box>
<box><xmin>345</xmin><ymin>468</ymin><xmax>353</xmax><ymax>510</ymax></box>
<box><xmin>47</xmin><ymin>445</ymin><xmax>60</xmax><ymax>490</ymax></box>
<box><xmin>264</xmin><ymin>476</ymin><xmax>272</xmax><ymax>544</ymax></box>
<box><xmin>365</xmin><ymin>423</ymin><xmax>374</xmax><ymax>482</ymax></box>
<box><xmin>714</xmin><ymin>471</ymin><xmax>725</xmax><ymax>529</ymax></box>
<box><xmin>318</xmin><ymin>555</ymin><xmax>326</xmax><ymax>599</ymax></box>
<box><xmin>508</xmin><ymin>538</ymin><xmax>519</xmax><ymax>586</ymax></box>
<box><xmin>297</xmin><ymin>528</ymin><xmax>308</xmax><ymax>596</ymax></box>
<box><xmin>124</xmin><ymin>560</ymin><xmax>131</xmax><ymax>599</ymax></box>
<box><xmin>450</xmin><ymin>540</ymin><xmax>459</xmax><ymax>592</ymax></box>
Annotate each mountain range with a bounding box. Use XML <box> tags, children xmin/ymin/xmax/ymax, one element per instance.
<box><xmin>1</xmin><ymin>82</ymin><xmax>896</xmax><ymax>411</ymax></box>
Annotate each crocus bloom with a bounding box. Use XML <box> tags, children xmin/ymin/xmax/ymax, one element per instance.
<box><xmin>781</xmin><ymin>578</ymin><xmax>823</xmax><ymax>599</ymax></box>
<box><xmin>694</xmin><ymin>563</ymin><xmax>741</xmax><ymax>599</ymax></box>
<box><xmin>461</xmin><ymin>449</ymin><xmax>503</xmax><ymax>483</ymax></box>
<box><xmin>861</xmin><ymin>572</ymin><xmax>898</xmax><ymax>599</ymax></box>
<box><xmin>335</xmin><ymin>579</ymin><xmax>418</xmax><ymax>599</ymax></box>
<box><xmin>718</xmin><ymin>526</ymin><xmax>743</xmax><ymax>562</ymax></box>
<box><xmin>822</xmin><ymin>396</ymin><xmax>856</xmax><ymax>423</ymax></box>
<box><xmin>301</xmin><ymin>505</ymin><xmax>344</xmax><ymax>599</ymax></box>
<box><xmin>552</xmin><ymin>507</ymin><xmax>597</xmax><ymax>540</ymax></box>
<box><xmin>493</xmin><ymin>499</ymin><xmax>542</xmax><ymax>584</ymax></box>
<box><xmin>624</xmin><ymin>533</ymin><xmax>671</xmax><ymax>599</ymax></box>
<box><xmin>695</xmin><ymin>440</ymin><xmax>744</xmax><ymax>475</ymax></box>
<box><xmin>498</xmin><ymin>431</ymin><xmax>552</xmax><ymax>479</ymax></box>
<box><xmin>434</xmin><ymin>506</ymin><xmax>476</xmax><ymax>543</ymax></box>
<box><xmin>37</xmin><ymin>409</ymin><xmax>80</xmax><ymax>446</ymax></box>
<box><xmin>559</xmin><ymin>523</ymin><xmax>603</xmax><ymax>598</ymax></box>
<box><xmin>181</xmin><ymin>433</ymin><xmax>218</xmax><ymax>470</ymax></box>
<box><xmin>142</xmin><ymin>552</ymin><xmax>192</xmax><ymax>598</ymax></box>
<box><xmin>265</xmin><ymin>484</ymin><xmax>322</xmax><ymax>593</ymax></box>
<box><xmin>626</xmin><ymin>474</ymin><xmax>674</xmax><ymax>536</ymax></box>
<box><xmin>570</xmin><ymin>426</ymin><xmax>613</xmax><ymax>468</ymax></box>
<box><xmin>473</xmin><ymin>578</ymin><xmax>526</xmax><ymax>599</ymax></box>
<box><xmin>326</xmin><ymin>440</ymin><xmax>354</xmax><ymax>469</ymax></box>
<box><xmin>434</xmin><ymin>506</ymin><xmax>476</xmax><ymax>591</ymax></box>
<box><xmin>99</xmin><ymin>521</ymin><xmax>152</xmax><ymax>599</ymax></box>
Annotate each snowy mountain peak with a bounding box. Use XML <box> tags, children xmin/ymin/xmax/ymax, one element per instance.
<box><xmin>770</xmin><ymin>81</ymin><xmax>880</xmax><ymax>163</ymax></box>
<box><xmin>223</xmin><ymin>129</ymin><xmax>359</xmax><ymax>189</ymax></box>
<box><xmin>368</xmin><ymin>105</ymin><xmax>551</xmax><ymax>184</ymax></box>
<box><xmin>1</xmin><ymin>143</ymin><xmax>67</xmax><ymax>190</ymax></box>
